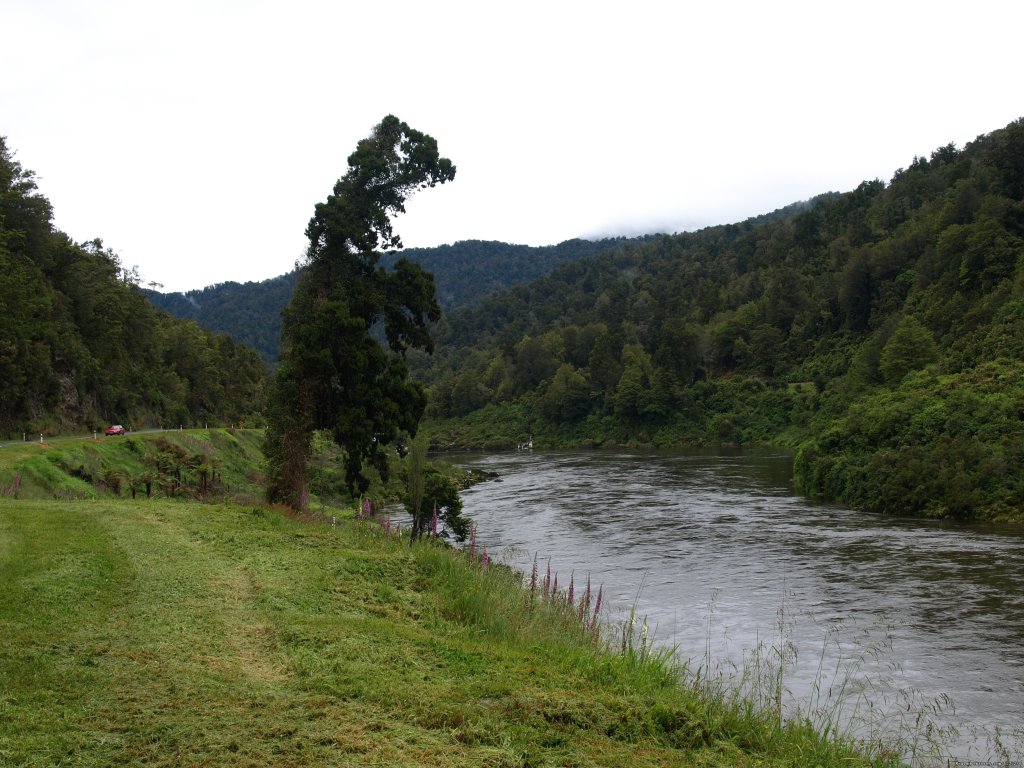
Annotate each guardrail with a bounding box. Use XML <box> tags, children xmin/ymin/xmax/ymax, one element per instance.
<box><xmin>0</xmin><ymin>426</ymin><xmax>257</xmax><ymax>449</ymax></box>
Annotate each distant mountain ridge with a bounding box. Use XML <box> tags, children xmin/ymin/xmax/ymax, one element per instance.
<box><xmin>144</xmin><ymin>237</ymin><xmax>643</xmax><ymax>363</ymax></box>
<box><xmin>144</xmin><ymin>272</ymin><xmax>298</xmax><ymax>366</ymax></box>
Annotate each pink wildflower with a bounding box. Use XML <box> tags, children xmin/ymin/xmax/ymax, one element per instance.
<box><xmin>579</xmin><ymin>574</ymin><xmax>591</xmax><ymax>623</ymax></box>
<box><xmin>590</xmin><ymin>594</ymin><xmax>603</xmax><ymax>637</ymax></box>
<box><xmin>529</xmin><ymin>553</ymin><xmax>538</xmax><ymax>606</ymax></box>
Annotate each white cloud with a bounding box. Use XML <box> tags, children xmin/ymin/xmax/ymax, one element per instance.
<box><xmin>3</xmin><ymin>0</ymin><xmax>1021</xmax><ymax>291</ymax></box>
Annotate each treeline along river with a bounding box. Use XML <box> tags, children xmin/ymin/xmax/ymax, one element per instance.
<box><xmin>445</xmin><ymin>449</ymin><xmax>1024</xmax><ymax>763</ymax></box>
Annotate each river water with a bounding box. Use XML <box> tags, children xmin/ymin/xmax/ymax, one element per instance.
<box><xmin>444</xmin><ymin>448</ymin><xmax>1024</xmax><ymax>764</ymax></box>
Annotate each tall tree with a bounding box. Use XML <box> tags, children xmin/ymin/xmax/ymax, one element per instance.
<box><xmin>879</xmin><ymin>315</ymin><xmax>938</xmax><ymax>385</ymax></box>
<box><xmin>264</xmin><ymin>116</ymin><xmax>455</xmax><ymax>507</ymax></box>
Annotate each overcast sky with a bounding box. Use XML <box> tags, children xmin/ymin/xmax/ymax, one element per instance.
<box><xmin>3</xmin><ymin>1</ymin><xmax>1021</xmax><ymax>293</ymax></box>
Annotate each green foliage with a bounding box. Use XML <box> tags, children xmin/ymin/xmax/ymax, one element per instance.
<box><xmin>402</xmin><ymin>469</ymin><xmax>470</xmax><ymax>541</ymax></box>
<box><xmin>0</xmin><ymin>136</ymin><xmax>268</xmax><ymax>437</ymax></box>
<box><xmin>145</xmin><ymin>240</ymin><xmax>636</xmax><ymax>366</ymax></box>
<box><xmin>614</xmin><ymin>344</ymin><xmax>656</xmax><ymax>420</ymax></box>
<box><xmin>10</xmin><ymin>112</ymin><xmax>1024</xmax><ymax>523</ymax></box>
<box><xmin>0</xmin><ymin>429</ymin><xmax>266</xmax><ymax>502</ymax></box>
<box><xmin>879</xmin><ymin>315</ymin><xmax>939</xmax><ymax>385</ymax></box>
<box><xmin>380</xmin><ymin>238</ymin><xmax>635</xmax><ymax>312</ymax></box>
<box><xmin>0</xmin><ymin>497</ymin><xmax>900</xmax><ymax>767</ymax></box>
<box><xmin>420</xmin><ymin>117</ymin><xmax>1024</xmax><ymax>521</ymax></box>
<box><xmin>538</xmin><ymin>363</ymin><xmax>592</xmax><ymax>422</ymax></box>
<box><xmin>144</xmin><ymin>271</ymin><xmax>299</xmax><ymax>365</ymax></box>
<box><xmin>403</xmin><ymin>430</ymin><xmax>429</xmax><ymax>537</ymax></box>
<box><xmin>265</xmin><ymin>116</ymin><xmax>454</xmax><ymax>507</ymax></box>
<box><xmin>795</xmin><ymin>361</ymin><xmax>1024</xmax><ymax>520</ymax></box>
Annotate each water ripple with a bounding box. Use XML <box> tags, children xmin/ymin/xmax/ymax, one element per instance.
<box><xmin>450</xmin><ymin>448</ymin><xmax>1024</xmax><ymax>760</ymax></box>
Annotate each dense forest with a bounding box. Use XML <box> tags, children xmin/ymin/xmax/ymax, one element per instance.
<box><xmin>6</xmin><ymin>116</ymin><xmax>1024</xmax><ymax>524</ymax></box>
<box><xmin>144</xmin><ymin>273</ymin><xmax>299</xmax><ymax>366</ymax></box>
<box><xmin>417</xmin><ymin>119</ymin><xmax>1024</xmax><ymax>523</ymax></box>
<box><xmin>0</xmin><ymin>137</ymin><xmax>268</xmax><ymax>437</ymax></box>
<box><xmin>145</xmin><ymin>239</ymin><xmax>637</xmax><ymax>364</ymax></box>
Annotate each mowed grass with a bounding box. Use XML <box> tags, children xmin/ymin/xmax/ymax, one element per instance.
<box><xmin>0</xmin><ymin>498</ymin><xmax>902</xmax><ymax>767</ymax></box>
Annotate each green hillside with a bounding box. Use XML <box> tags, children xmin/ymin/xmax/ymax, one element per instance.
<box><xmin>7</xmin><ymin>114</ymin><xmax>1024</xmax><ymax>523</ymax></box>
<box><xmin>143</xmin><ymin>272</ymin><xmax>299</xmax><ymax>366</ymax></box>
<box><xmin>6</xmin><ymin>112</ymin><xmax>1021</xmax><ymax>767</ymax></box>
<box><xmin>379</xmin><ymin>238</ymin><xmax>648</xmax><ymax>310</ymax></box>
<box><xmin>0</xmin><ymin>137</ymin><xmax>268</xmax><ymax>438</ymax></box>
<box><xmin>419</xmin><ymin>118</ymin><xmax>1024</xmax><ymax>523</ymax></box>
<box><xmin>145</xmin><ymin>239</ymin><xmax>637</xmax><ymax>365</ymax></box>
<box><xmin>0</xmin><ymin>429</ymin><xmax>267</xmax><ymax>503</ymax></box>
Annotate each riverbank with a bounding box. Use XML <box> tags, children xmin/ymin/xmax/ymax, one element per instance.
<box><xmin>423</xmin><ymin>365</ymin><xmax>1024</xmax><ymax>527</ymax></box>
<box><xmin>0</xmin><ymin>495</ymin><xmax>906</xmax><ymax>767</ymax></box>
<box><xmin>449</xmin><ymin>448</ymin><xmax>1024</xmax><ymax>763</ymax></box>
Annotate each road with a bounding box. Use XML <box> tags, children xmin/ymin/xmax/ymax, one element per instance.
<box><xmin>0</xmin><ymin>427</ymin><xmax>200</xmax><ymax>448</ymax></box>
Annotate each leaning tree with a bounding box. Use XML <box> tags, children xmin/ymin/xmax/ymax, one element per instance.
<box><xmin>264</xmin><ymin>116</ymin><xmax>455</xmax><ymax>508</ymax></box>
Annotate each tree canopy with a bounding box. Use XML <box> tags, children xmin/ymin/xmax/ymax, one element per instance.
<box><xmin>419</xmin><ymin>117</ymin><xmax>1024</xmax><ymax>522</ymax></box>
<box><xmin>264</xmin><ymin>116</ymin><xmax>455</xmax><ymax>507</ymax></box>
<box><xmin>145</xmin><ymin>238</ymin><xmax>631</xmax><ymax>366</ymax></box>
<box><xmin>0</xmin><ymin>136</ymin><xmax>267</xmax><ymax>436</ymax></box>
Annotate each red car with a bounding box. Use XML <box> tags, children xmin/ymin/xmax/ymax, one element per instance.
<box><xmin>104</xmin><ymin>425</ymin><xmax>126</xmax><ymax>436</ymax></box>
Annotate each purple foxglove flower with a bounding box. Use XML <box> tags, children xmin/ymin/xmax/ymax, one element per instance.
<box><xmin>579</xmin><ymin>575</ymin><xmax>591</xmax><ymax>623</ymax></box>
<box><xmin>529</xmin><ymin>553</ymin><xmax>538</xmax><ymax>605</ymax></box>
<box><xmin>591</xmin><ymin>586</ymin><xmax>603</xmax><ymax>634</ymax></box>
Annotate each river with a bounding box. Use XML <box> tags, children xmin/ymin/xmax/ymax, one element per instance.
<box><xmin>443</xmin><ymin>448</ymin><xmax>1024</xmax><ymax>764</ymax></box>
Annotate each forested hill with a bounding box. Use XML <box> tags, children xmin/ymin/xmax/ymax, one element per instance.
<box><xmin>379</xmin><ymin>238</ymin><xmax>648</xmax><ymax>309</ymax></box>
<box><xmin>144</xmin><ymin>272</ymin><xmax>299</xmax><ymax>366</ymax></box>
<box><xmin>145</xmin><ymin>238</ymin><xmax>639</xmax><ymax>364</ymax></box>
<box><xmin>422</xmin><ymin>118</ymin><xmax>1024</xmax><ymax>523</ymax></box>
<box><xmin>0</xmin><ymin>137</ymin><xmax>268</xmax><ymax>437</ymax></box>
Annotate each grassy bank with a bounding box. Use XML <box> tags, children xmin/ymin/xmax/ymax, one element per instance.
<box><xmin>0</xmin><ymin>429</ymin><xmax>267</xmax><ymax>502</ymax></box>
<box><xmin>0</xmin><ymin>495</ymin><xmax>904</xmax><ymax>767</ymax></box>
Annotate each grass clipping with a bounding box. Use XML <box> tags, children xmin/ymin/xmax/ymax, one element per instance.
<box><xmin>0</xmin><ymin>498</ymin><xmax>901</xmax><ymax>767</ymax></box>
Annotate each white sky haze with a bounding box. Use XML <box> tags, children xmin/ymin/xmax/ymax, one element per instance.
<box><xmin>3</xmin><ymin>0</ymin><xmax>1022</xmax><ymax>292</ymax></box>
